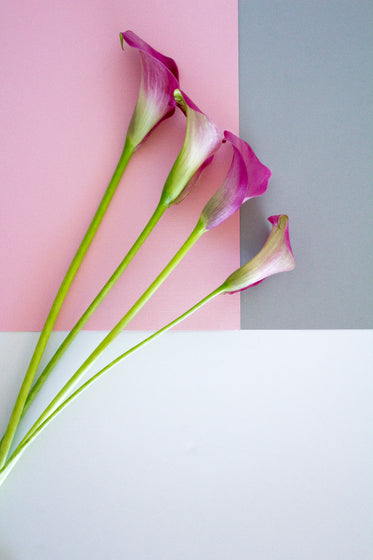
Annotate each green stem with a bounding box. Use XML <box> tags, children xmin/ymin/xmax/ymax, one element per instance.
<box><xmin>0</xmin><ymin>286</ymin><xmax>223</xmax><ymax>488</ymax></box>
<box><xmin>13</xmin><ymin>220</ymin><xmax>205</xmax><ymax>447</ymax></box>
<box><xmin>0</xmin><ymin>138</ymin><xmax>135</xmax><ymax>469</ymax></box>
<box><xmin>22</xmin><ymin>200</ymin><xmax>167</xmax><ymax>418</ymax></box>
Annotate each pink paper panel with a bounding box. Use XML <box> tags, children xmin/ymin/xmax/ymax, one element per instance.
<box><xmin>0</xmin><ymin>0</ymin><xmax>239</xmax><ymax>331</ymax></box>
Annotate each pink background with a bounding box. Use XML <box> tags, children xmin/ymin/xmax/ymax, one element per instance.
<box><xmin>0</xmin><ymin>0</ymin><xmax>239</xmax><ymax>331</ymax></box>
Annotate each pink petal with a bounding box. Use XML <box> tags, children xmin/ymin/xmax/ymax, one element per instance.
<box><xmin>224</xmin><ymin>131</ymin><xmax>271</xmax><ymax>201</ymax></box>
<box><xmin>120</xmin><ymin>31</ymin><xmax>180</xmax><ymax>147</ymax></box>
<box><xmin>160</xmin><ymin>90</ymin><xmax>223</xmax><ymax>205</ymax></box>
<box><xmin>121</xmin><ymin>31</ymin><xmax>179</xmax><ymax>80</ymax></box>
<box><xmin>222</xmin><ymin>215</ymin><xmax>295</xmax><ymax>293</ymax></box>
<box><xmin>199</xmin><ymin>131</ymin><xmax>270</xmax><ymax>230</ymax></box>
<box><xmin>268</xmin><ymin>215</ymin><xmax>295</xmax><ymax>261</ymax></box>
<box><xmin>200</xmin><ymin>144</ymin><xmax>248</xmax><ymax>229</ymax></box>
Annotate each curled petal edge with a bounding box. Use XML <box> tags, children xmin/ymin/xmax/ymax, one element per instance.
<box><xmin>120</xmin><ymin>31</ymin><xmax>179</xmax><ymax>80</ymax></box>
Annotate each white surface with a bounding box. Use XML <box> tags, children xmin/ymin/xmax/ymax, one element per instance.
<box><xmin>0</xmin><ymin>330</ymin><xmax>372</xmax><ymax>559</ymax></box>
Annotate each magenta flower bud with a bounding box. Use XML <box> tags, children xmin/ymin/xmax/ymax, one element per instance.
<box><xmin>199</xmin><ymin>131</ymin><xmax>271</xmax><ymax>230</ymax></box>
<box><xmin>120</xmin><ymin>31</ymin><xmax>180</xmax><ymax>148</ymax></box>
<box><xmin>222</xmin><ymin>215</ymin><xmax>295</xmax><ymax>293</ymax></box>
<box><xmin>160</xmin><ymin>89</ymin><xmax>223</xmax><ymax>205</ymax></box>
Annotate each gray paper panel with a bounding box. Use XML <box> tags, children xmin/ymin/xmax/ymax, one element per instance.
<box><xmin>239</xmin><ymin>0</ymin><xmax>373</xmax><ymax>328</ymax></box>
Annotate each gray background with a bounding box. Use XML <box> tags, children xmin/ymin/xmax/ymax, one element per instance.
<box><xmin>239</xmin><ymin>0</ymin><xmax>373</xmax><ymax>328</ymax></box>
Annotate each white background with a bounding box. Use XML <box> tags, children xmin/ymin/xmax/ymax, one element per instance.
<box><xmin>0</xmin><ymin>330</ymin><xmax>372</xmax><ymax>558</ymax></box>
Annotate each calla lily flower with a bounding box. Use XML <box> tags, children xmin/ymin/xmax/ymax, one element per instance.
<box><xmin>160</xmin><ymin>90</ymin><xmax>223</xmax><ymax>205</ymax></box>
<box><xmin>120</xmin><ymin>31</ymin><xmax>180</xmax><ymax>148</ymax></box>
<box><xmin>222</xmin><ymin>215</ymin><xmax>295</xmax><ymax>293</ymax></box>
<box><xmin>199</xmin><ymin>130</ymin><xmax>271</xmax><ymax>230</ymax></box>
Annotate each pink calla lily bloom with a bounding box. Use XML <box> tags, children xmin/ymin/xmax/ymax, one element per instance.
<box><xmin>222</xmin><ymin>215</ymin><xmax>295</xmax><ymax>293</ymax></box>
<box><xmin>160</xmin><ymin>90</ymin><xmax>223</xmax><ymax>205</ymax></box>
<box><xmin>200</xmin><ymin>131</ymin><xmax>271</xmax><ymax>230</ymax></box>
<box><xmin>120</xmin><ymin>31</ymin><xmax>180</xmax><ymax>148</ymax></box>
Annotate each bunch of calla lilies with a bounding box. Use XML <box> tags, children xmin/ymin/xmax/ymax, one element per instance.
<box><xmin>0</xmin><ymin>31</ymin><xmax>295</xmax><ymax>487</ymax></box>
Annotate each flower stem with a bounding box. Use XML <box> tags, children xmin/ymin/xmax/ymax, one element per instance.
<box><xmin>0</xmin><ymin>138</ymin><xmax>135</xmax><ymax>469</ymax></box>
<box><xmin>21</xmin><ymin>200</ymin><xmax>167</xmax><ymax>419</ymax></box>
<box><xmin>12</xmin><ymin>221</ymin><xmax>205</xmax><ymax>448</ymax></box>
<box><xmin>0</xmin><ymin>286</ymin><xmax>223</xmax><ymax>488</ymax></box>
